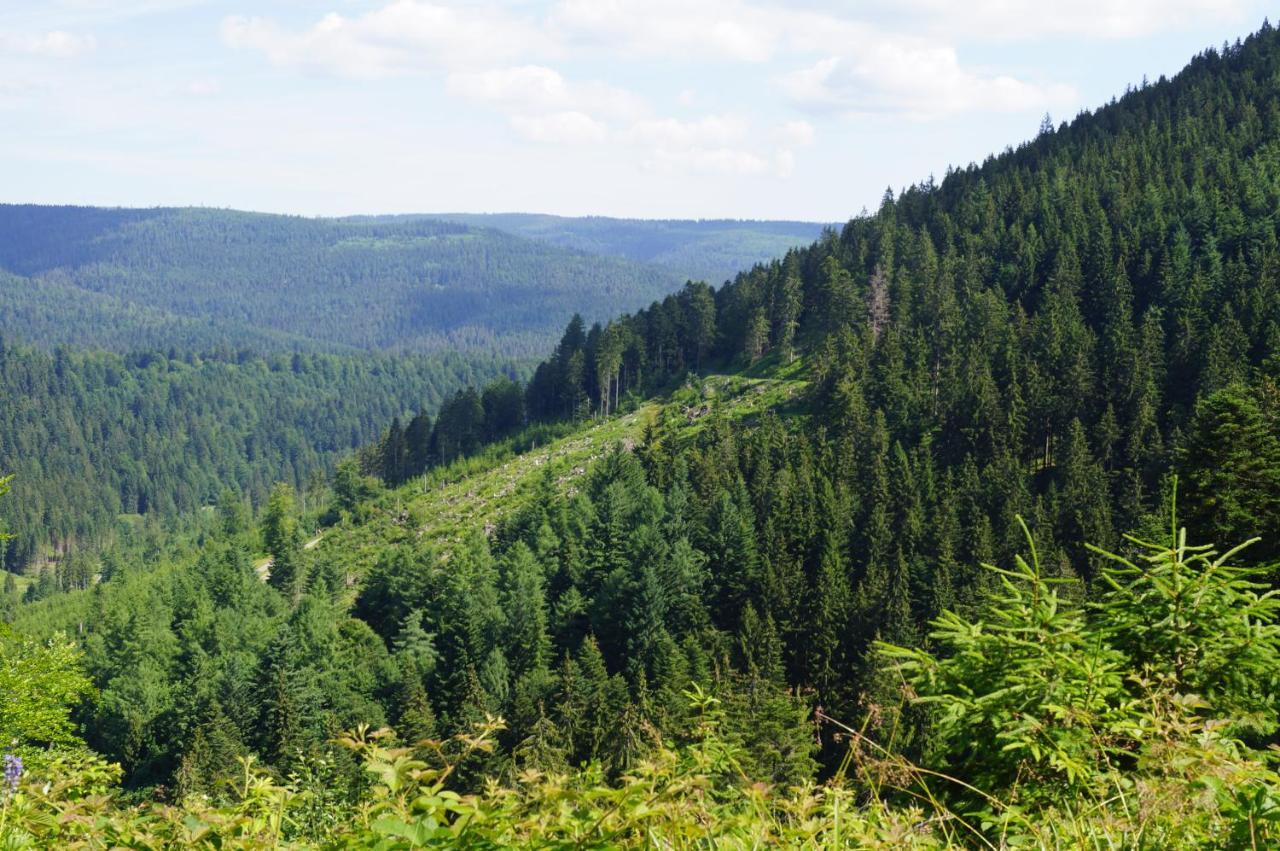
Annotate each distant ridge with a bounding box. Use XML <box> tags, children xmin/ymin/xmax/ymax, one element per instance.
<box><xmin>0</xmin><ymin>205</ymin><xmax>824</xmax><ymax>357</ymax></box>
<box><xmin>428</xmin><ymin>212</ymin><xmax>830</xmax><ymax>285</ymax></box>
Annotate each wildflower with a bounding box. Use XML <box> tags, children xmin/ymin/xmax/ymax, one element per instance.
<box><xmin>4</xmin><ymin>754</ymin><xmax>21</xmax><ymax>792</ymax></box>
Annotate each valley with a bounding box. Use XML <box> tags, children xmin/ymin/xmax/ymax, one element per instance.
<box><xmin>3</xmin><ymin>14</ymin><xmax>1280</xmax><ymax>850</ymax></box>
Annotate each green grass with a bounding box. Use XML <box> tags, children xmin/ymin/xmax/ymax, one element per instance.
<box><xmin>5</xmin><ymin>571</ymin><xmax>32</xmax><ymax>594</ymax></box>
<box><xmin>310</xmin><ymin>403</ymin><xmax>659</xmax><ymax>583</ymax></box>
<box><xmin>310</xmin><ymin>362</ymin><xmax>808</xmax><ymax>582</ymax></box>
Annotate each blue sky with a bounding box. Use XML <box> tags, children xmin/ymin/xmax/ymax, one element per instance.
<box><xmin>0</xmin><ymin>1</ymin><xmax>1270</xmax><ymax>221</ymax></box>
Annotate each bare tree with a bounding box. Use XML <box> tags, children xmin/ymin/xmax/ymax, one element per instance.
<box><xmin>867</xmin><ymin>265</ymin><xmax>890</xmax><ymax>344</ymax></box>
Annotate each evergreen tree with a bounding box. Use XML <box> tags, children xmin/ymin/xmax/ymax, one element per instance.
<box><xmin>500</xmin><ymin>543</ymin><xmax>550</xmax><ymax>681</ymax></box>
<box><xmin>1181</xmin><ymin>385</ymin><xmax>1280</xmax><ymax>558</ymax></box>
<box><xmin>263</xmin><ymin>483</ymin><xmax>303</xmax><ymax>598</ymax></box>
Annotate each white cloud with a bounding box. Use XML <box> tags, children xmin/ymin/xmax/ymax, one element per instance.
<box><xmin>774</xmin><ymin>119</ymin><xmax>815</xmax><ymax>147</ymax></box>
<box><xmin>221</xmin><ymin>2</ymin><xmax>551</xmax><ymax>78</ymax></box>
<box><xmin>221</xmin><ymin>0</ymin><xmax>1081</xmax><ymax>124</ymax></box>
<box><xmin>450</xmin><ymin>73</ymin><xmax>780</xmax><ymax>173</ymax></box>
<box><xmin>510</xmin><ymin>110</ymin><xmax>609</xmax><ymax>145</ymax></box>
<box><xmin>627</xmin><ymin>114</ymin><xmax>807</xmax><ymax>179</ymax></box>
<box><xmin>552</xmin><ymin>0</ymin><xmax>777</xmax><ymax>61</ymax></box>
<box><xmin>211</xmin><ymin>0</ymin><xmax>1116</xmax><ymax>183</ymax></box>
<box><xmin>773</xmin><ymin>147</ymin><xmax>796</xmax><ymax>178</ymax></box>
<box><xmin>625</xmin><ymin>115</ymin><xmax>748</xmax><ymax>148</ymax></box>
<box><xmin>878</xmin><ymin>0</ymin><xmax>1252</xmax><ymax>41</ymax></box>
<box><xmin>447</xmin><ymin>64</ymin><xmax>787</xmax><ymax>176</ymax></box>
<box><xmin>446</xmin><ymin>65</ymin><xmax>645</xmax><ymax>121</ymax></box>
<box><xmin>781</xmin><ymin>45</ymin><xmax>1076</xmax><ymax>119</ymax></box>
<box><xmin>769</xmin><ymin>121</ymin><xmax>815</xmax><ymax>178</ymax></box>
<box><xmin>546</xmin><ymin>0</ymin><xmax>1073</xmax><ymax>119</ymax></box>
<box><xmin>0</xmin><ymin>78</ymin><xmax>32</xmax><ymax>108</ymax></box>
<box><xmin>643</xmin><ymin>146</ymin><xmax>772</xmax><ymax>176</ymax></box>
<box><xmin>0</xmin><ymin>30</ymin><xmax>96</xmax><ymax>58</ymax></box>
<box><xmin>447</xmin><ymin>65</ymin><xmax>569</xmax><ymax>108</ymax></box>
<box><xmin>445</xmin><ymin>64</ymin><xmax>640</xmax><ymax>147</ymax></box>
<box><xmin>22</xmin><ymin>1</ymin><xmax>207</xmax><ymax>24</ymax></box>
<box><xmin>549</xmin><ymin>0</ymin><xmax>885</xmax><ymax>62</ymax></box>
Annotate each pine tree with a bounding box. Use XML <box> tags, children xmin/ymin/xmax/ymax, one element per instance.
<box><xmin>381</xmin><ymin>416</ymin><xmax>408</xmax><ymax>485</ymax></box>
<box><xmin>626</xmin><ymin>562</ymin><xmax>670</xmax><ymax>680</ymax></box>
<box><xmin>867</xmin><ymin>265</ymin><xmax>891</xmax><ymax>343</ymax></box>
<box><xmin>1181</xmin><ymin>385</ymin><xmax>1280</xmax><ymax>558</ymax></box>
<box><xmin>1057</xmin><ymin>418</ymin><xmax>1113</xmax><ymax>575</ymax></box>
<box><xmin>682</xmin><ymin>282</ymin><xmax>717</xmax><ymax>372</ymax></box>
<box><xmin>702</xmin><ymin>489</ymin><xmax>761</xmax><ymax>629</ymax></box>
<box><xmin>816</xmin><ymin>256</ymin><xmax>859</xmax><ymax>337</ymax></box>
<box><xmin>776</xmin><ymin>270</ymin><xmax>803</xmax><ymax>363</ymax></box>
<box><xmin>745</xmin><ymin>308</ymin><xmax>770</xmax><ymax>361</ymax></box>
<box><xmin>405</xmin><ymin>410</ymin><xmax>433</xmax><ymax>476</ymax></box>
<box><xmin>501</xmin><ymin>542</ymin><xmax>550</xmax><ymax>680</ymax></box>
<box><xmin>263</xmin><ymin>483</ymin><xmax>303</xmax><ymax>598</ymax></box>
<box><xmin>806</xmin><ymin>524</ymin><xmax>850</xmax><ymax>698</ymax></box>
<box><xmin>396</xmin><ymin>672</ymin><xmax>437</xmax><ymax>744</ymax></box>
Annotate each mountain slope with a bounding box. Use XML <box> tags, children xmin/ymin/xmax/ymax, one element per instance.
<box><xmin>0</xmin><ymin>206</ymin><xmax>684</xmax><ymax>356</ymax></box>
<box><xmin>319</xmin><ymin>17</ymin><xmax>1280</xmax><ymax>782</ymax></box>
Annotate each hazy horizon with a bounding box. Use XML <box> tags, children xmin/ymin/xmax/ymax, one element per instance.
<box><xmin>0</xmin><ymin>201</ymin><xmax>835</xmax><ymax>225</ymax></box>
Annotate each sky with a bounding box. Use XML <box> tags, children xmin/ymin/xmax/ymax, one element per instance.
<box><xmin>0</xmin><ymin>1</ymin><xmax>1271</xmax><ymax>222</ymax></box>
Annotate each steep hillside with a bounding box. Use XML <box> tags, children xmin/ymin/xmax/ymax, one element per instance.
<box><xmin>316</xmin><ymin>367</ymin><xmax>807</xmax><ymax>583</ymax></box>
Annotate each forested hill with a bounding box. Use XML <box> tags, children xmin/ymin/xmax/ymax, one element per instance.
<box><xmin>428</xmin><ymin>213</ymin><xmax>829</xmax><ymax>285</ymax></box>
<box><xmin>322</xmin><ymin>16</ymin><xmax>1280</xmax><ymax>826</ymax></box>
<box><xmin>0</xmin><ymin>206</ymin><xmax>680</xmax><ymax>356</ymax></box>
<box><xmin>0</xmin><ymin>342</ymin><xmax>520</xmax><ymax>571</ymax></box>
<box><xmin>9</xmin><ymin>23</ymin><xmax>1280</xmax><ymax>850</ymax></box>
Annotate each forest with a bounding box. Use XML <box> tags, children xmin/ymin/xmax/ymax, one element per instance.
<box><xmin>0</xmin><ymin>342</ymin><xmax>522</xmax><ymax>572</ymax></box>
<box><xmin>4</xmin><ymin>20</ymin><xmax>1280</xmax><ymax>851</ymax></box>
<box><xmin>0</xmin><ymin>212</ymin><xmax>815</xmax><ymax>573</ymax></box>
<box><xmin>0</xmin><ymin>206</ymin><xmax>820</xmax><ymax>356</ymax></box>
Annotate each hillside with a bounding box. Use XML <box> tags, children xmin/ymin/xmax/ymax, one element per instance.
<box><xmin>0</xmin><ymin>342</ymin><xmax>522</xmax><ymax>571</ymax></box>
<box><xmin>430</xmin><ymin>213</ymin><xmax>830</xmax><ymax>285</ymax></box>
<box><xmin>315</xmin><ymin>366</ymin><xmax>807</xmax><ymax>584</ymax></box>
<box><xmin>0</xmin><ymin>206</ymin><xmax>682</xmax><ymax>356</ymax></box>
<box><xmin>0</xmin><ymin>270</ymin><xmax>336</xmax><ymax>354</ymax></box>
<box><xmin>6</xmin><ymin>21</ymin><xmax>1280</xmax><ymax>851</ymax></box>
<box><xmin>0</xmin><ymin>207</ymin><xmax>825</xmax><ymax>569</ymax></box>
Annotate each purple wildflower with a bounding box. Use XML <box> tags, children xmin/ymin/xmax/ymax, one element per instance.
<box><xmin>4</xmin><ymin>754</ymin><xmax>21</xmax><ymax>791</ymax></box>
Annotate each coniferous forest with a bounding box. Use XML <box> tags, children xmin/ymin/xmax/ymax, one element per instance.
<box><xmin>6</xmin><ymin>20</ymin><xmax>1280</xmax><ymax>850</ymax></box>
<box><xmin>0</xmin><ymin>207</ymin><xmax>823</xmax><ymax>356</ymax></box>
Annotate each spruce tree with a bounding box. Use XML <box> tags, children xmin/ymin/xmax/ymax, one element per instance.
<box><xmin>1181</xmin><ymin>385</ymin><xmax>1280</xmax><ymax>558</ymax></box>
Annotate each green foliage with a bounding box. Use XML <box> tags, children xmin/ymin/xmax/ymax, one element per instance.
<box><xmin>264</xmin><ymin>483</ymin><xmax>303</xmax><ymax>596</ymax></box>
<box><xmin>877</xmin><ymin>498</ymin><xmax>1280</xmax><ymax>845</ymax></box>
<box><xmin>880</xmin><ymin>519</ymin><xmax>1142</xmax><ymax>802</ymax></box>
<box><xmin>0</xmin><ymin>701</ymin><xmax>939</xmax><ymax>849</ymax></box>
<box><xmin>7</xmin><ymin>680</ymin><xmax>1280</xmax><ymax>848</ymax></box>
<box><xmin>1092</xmin><ymin>482</ymin><xmax>1280</xmax><ymax>736</ymax></box>
<box><xmin>0</xmin><ymin>626</ymin><xmax>93</xmax><ymax>760</ymax></box>
<box><xmin>1180</xmin><ymin>385</ymin><xmax>1280</xmax><ymax>559</ymax></box>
